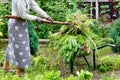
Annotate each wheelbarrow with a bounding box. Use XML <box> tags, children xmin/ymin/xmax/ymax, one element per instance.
<box><xmin>68</xmin><ymin>44</ymin><xmax>116</xmax><ymax>73</ymax></box>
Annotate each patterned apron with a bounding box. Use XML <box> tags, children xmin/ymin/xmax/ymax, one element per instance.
<box><xmin>6</xmin><ymin>19</ymin><xmax>31</xmax><ymax>69</ymax></box>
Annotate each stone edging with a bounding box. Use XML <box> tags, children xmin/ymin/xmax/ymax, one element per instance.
<box><xmin>0</xmin><ymin>38</ymin><xmax>50</xmax><ymax>44</ymax></box>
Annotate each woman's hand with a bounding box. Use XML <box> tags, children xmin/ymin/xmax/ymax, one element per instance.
<box><xmin>36</xmin><ymin>18</ymin><xmax>42</xmax><ymax>23</ymax></box>
<box><xmin>46</xmin><ymin>16</ymin><xmax>54</xmax><ymax>24</ymax></box>
<box><xmin>36</xmin><ymin>17</ymin><xmax>54</xmax><ymax>24</ymax></box>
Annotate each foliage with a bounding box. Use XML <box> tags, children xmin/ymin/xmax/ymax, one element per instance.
<box><xmin>0</xmin><ymin>18</ymin><xmax>3</xmax><ymax>37</ymax></box>
<box><xmin>1</xmin><ymin>42</ymin><xmax>120</xmax><ymax>80</ymax></box>
<box><xmin>98</xmin><ymin>55</ymin><xmax>120</xmax><ymax>72</ymax></box>
<box><xmin>34</xmin><ymin>0</ymin><xmax>86</xmax><ymax>39</ymax></box>
<box><xmin>28</xmin><ymin>21</ymin><xmax>39</xmax><ymax>56</ymax></box>
<box><xmin>77</xmin><ymin>1</ymin><xmax>93</xmax><ymax>15</ymax></box>
<box><xmin>0</xmin><ymin>0</ymin><xmax>69</xmax><ymax>39</ymax></box>
<box><xmin>27</xmin><ymin>55</ymin><xmax>56</xmax><ymax>74</ymax></box>
<box><xmin>34</xmin><ymin>0</ymin><xmax>69</xmax><ymax>39</ymax></box>
<box><xmin>90</xmin><ymin>23</ymin><xmax>109</xmax><ymax>38</ymax></box>
<box><xmin>0</xmin><ymin>43</ymin><xmax>6</xmax><ymax>66</ymax></box>
<box><xmin>50</xmin><ymin>11</ymin><xmax>111</xmax><ymax>62</ymax></box>
<box><xmin>0</xmin><ymin>19</ymin><xmax>4</xmax><ymax>26</ymax></box>
<box><xmin>0</xmin><ymin>2</ymin><xmax>11</xmax><ymax>38</ymax></box>
<box><xmin>77</xmin><ymin>70</ymin><xmax>93</xmax><ymax>80</ymax></box>
<box><xmin>40</xmin><ymin>70</ymin><xmax>62</xmax><ymax>80</ymax></box>
<box><xmin>0</xmin><ymin>43</ymin><xmax>94</xmax><ymax>80</ymax></box>
<box><xmin>100</xmin><ymin>5</ymin><xmax>110</xmax><ymax>15</ymax></box>
<box><xmin>0</xmin><ymin>0</ymin><xmax>100</xmax><ymax>39</ymax></box>
<box><xmin>0</xmin><ymin>69</ymin><xmax>93</xmax><ymax>80</ymax></box>
<box><xmin>66</xmin><ymin>70</ymin><xmax>93</xmax><ymax>80</ymax></box>
<box><xmin>114</xmin><ymin>0</ymin><xmax>120</xmax><ymax>14</ymax></box>
<box><xmin>101</xmin><ymin>73</ymin><xmax>117</xmax><ymax>80</ymax></box>
<box><xmin>108</xmin><ymin>18</ymin><xmax>120</xmax><ymax>52</ymax></box>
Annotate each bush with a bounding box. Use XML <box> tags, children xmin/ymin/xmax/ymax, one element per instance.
<box><xmin>32</xmin><ymin>0</ymin><xmax>69</xmax><ymax>39</ymax></box>
<box><xmin>28</xmin><ymin>21</ymin><xmax>39</xmax><ymax>55</ymax></box>
<box><xmin>98</xmin><ymin>55</ymin><xmax>120</xmax><ymax>72</ymax></box>
<box><xmin>101</xmin><ymin>74</ymin><xmax>115</xmax><ymax>80</ymax></box>
<box><xmin>108</xmin><ymin>18</ymin><xmax>120</xmax><ymax>53</ymax></box>
<box><xmin>40</xmin><ymin>70</ymin><xmax>62</xmax><ymax>80</ymax></box>
<box><xmin>0</xmin><ymin>2</ymin><xmax>11</xmax><ymax>38</ymax></box>
<box><xmin>66</xmin><ymin>70</ymin><xmax>93</xmax><ymax>80</ymax></box>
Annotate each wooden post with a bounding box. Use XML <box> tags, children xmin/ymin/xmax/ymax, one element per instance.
<box><xmin>90</xmin><ymin>0</ymin><xmax>93</xmax><ymax>19</ymax></box>
<box><xmin>95</xmin><ymin>0</ymin><xmax>99</xmax><ymax>20</ymax></box>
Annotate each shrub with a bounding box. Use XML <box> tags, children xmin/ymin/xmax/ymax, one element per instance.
<box><xmin>33</xmin><ymin>0</ymin><xmax>69</xmax><ymax>39</ymax></box>
<box><xmin>98</xmin><ymin>55</ymin><xmax>120</xmax><ymax>72</ymax></box>
<box><xmin>40</xmin><ymin>70</ymin><xmax>62</xmax><ymax>80</ymax></box>
<box><xmin>66</xmin><ymin>70</ymin><xmax>93</xmax><ymax>80</ymax></box>
<box><xmin>28</xmin><ymin>21</ymin><xmax>39</xmax><ymax>56</ymax></box>
<box><xmin>108</xmin><ymin>18</ymin><xmax>120</xmax><ymax>53</ymax></box>
<box><xmin>0</xmin><ymin>2</ymin><xmax>11</xmax><ymax>38</ymax></box>
<box><xmin>101</xmin><ymin>73</ymin><xmax>117</xmax><ymax>80</ymax></box>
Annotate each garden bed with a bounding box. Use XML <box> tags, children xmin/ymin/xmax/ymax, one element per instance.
<box><xmin>0</xmin><ymin>41</ymin><xmax>120</xmax><ymax>80</ymax></box>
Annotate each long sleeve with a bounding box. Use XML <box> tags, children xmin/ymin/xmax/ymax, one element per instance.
<box><xmin>30</xmin><ymin>0</ymin><xmax>49</xmax><ymax>18</ymax></box>
<box><xmin>16</xmin><ymin>0</ymin><xmax>38</xmax><ymax>20</ymax></box>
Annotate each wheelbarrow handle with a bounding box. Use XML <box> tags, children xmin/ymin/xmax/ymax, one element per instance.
<box><xmin>5</xmin><ymin>15</ymin><xmax>70</xmax><ymax>25</ymax></box>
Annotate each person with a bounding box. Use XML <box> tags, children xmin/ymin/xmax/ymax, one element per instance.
<box><xmin>2</xmin><ymin>0</ymin><xmax>53</xmax><ymax>76</ymax></box>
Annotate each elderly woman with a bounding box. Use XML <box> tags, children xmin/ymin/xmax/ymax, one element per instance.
<box><xmin>2</xmin><ymin>0</ymin><xmax>53</xmax><ymax>76</ymax></box>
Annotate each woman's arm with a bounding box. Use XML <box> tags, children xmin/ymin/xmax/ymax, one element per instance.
<box><xmin>16</xmin><ymin>0</ymin><xmax>40</xmax><ymax>21</ymax></box>
<box><xmin>30</xmin><ymin>0</ymin><xmax>49</xmax><ymax>18</ymax></box>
